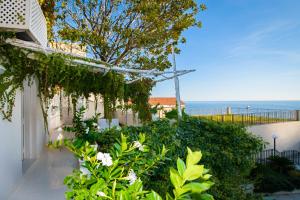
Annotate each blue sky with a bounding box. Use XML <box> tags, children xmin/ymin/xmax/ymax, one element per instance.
<box><xmin>152</xmin><ymin>0</ymin><xmax>300</xmax><ymax>101</ymax></box>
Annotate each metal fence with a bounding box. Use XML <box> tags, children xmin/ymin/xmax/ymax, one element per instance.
<box><xmin>195</xmin><ymin>110</ymin><xmax>297</xmax><ymax>125</ymax></box>
<box><xmin>255</xmin><ymin>149</ymin><xmax>300</xmax><ymax>165</ymax></box>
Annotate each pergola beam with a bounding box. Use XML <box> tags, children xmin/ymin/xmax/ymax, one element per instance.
<box><xmin>5</xmin><ymin>38</ymin><xmax>195</xmax><ymax>83</ymax></box>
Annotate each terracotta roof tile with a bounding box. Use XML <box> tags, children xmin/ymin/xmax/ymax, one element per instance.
<box><xmin>149</xmin><ymin>97</ymin><xmax>185</xmax><ymax>106</ymax></box>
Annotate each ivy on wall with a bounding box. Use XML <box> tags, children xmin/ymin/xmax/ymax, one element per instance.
<box><xmin>0</xmin><ymin>33</ymin><xmax>153</xmax><ymax>131</ymax></box>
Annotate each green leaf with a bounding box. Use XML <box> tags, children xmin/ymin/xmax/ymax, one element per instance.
<box><xmin>177</xmin><ymin>158</ymin><xmax>186</xmax><ymax>176</ymax></box>
<box><xmin>161</xmin><ymin>145</ymin><xmax>168</xmax><ymax>157</ymax></box>
<box><xmin>166</xmin><ymin>193</ymin><xmax>174</xmax><ymax>200</ymax></box>
<box><xmin>170</xmin><ymin>168</ymin><xmax>184</xmax><ymax>188</ymax></box>
<box><xmin>199</xmin><ymin>193</ymin><xmax>215</xmax><ymax>200</ymax></box>
<box><xmin>139</xmin><ymin>133</ymin><xmax>146</xmax><ymax>143</ymax></box>
<box><xmin>183</xmin><ymin>165</ymin><xmax>204</xmax><ymax>181</ymax></box>
<box><xmin>186</xmin><ymin>147</ymin><xmax>202</xmax><ymax>167</ymax></box>
<box><xmin>146</xmin><ymin>191</ymin><xmax>163</xmax><ymax>200</ymax></box>
<box><xmin>203</xmin><ymin>174</ymin><xmax>212</xmax><ymax>180</ymax></box>
<box><xmin>182</xmin><ymin>182</ymin><xmax>214</xmax><ymax>193</ymax></box>
<box><xmin>121</xmin><ymin>133</ymin><xmax>127</xmax><ymax>151</ymax></box>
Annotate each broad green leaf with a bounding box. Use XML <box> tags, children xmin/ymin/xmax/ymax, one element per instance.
<box><xmin>174</xmin><ymin>187</ymin><xmax>191</xmax><ymax>197</ymax></box>
<box><xmin>186</xmin><ymin>147</ymin><xmax>202</xmax><ymax>167</ymax></box>
<box><xmin>119</xmin><ymin>191</ymin><xmax>130</xmax><ymax>200</ymax></box>
<box><xmin>203</xmin><ymin>174</ymin><xmax>212</xmax><ymax>180</ymax></box>
<box><xmin>183</xmin><ymin>165</ymin><xmax>204</xmax><ymax>181</ymax></box>
<box><xmin>166</xmin><ymin>193</ymin><xmax>174</xmax><ymax>200</ymax></box>
<box><xmin>170</xmin><ymin>168</ymin><xmax>184</xmax><ymax>188</ymax></box>
<box><xmin>199</xmin><ymin>193</ymin><xmax>215</xmax><ymax>200</ymax></box>
<box><xmin>121</xmin><ymin>134</ymin><xmax>127</xmax><ymax>151</ymax></box>
<box><xmin>139</xmin><ymin>133</ymin><xmax>146</xmax><ymax>143</ymax></box>
<box><xmin>182</xmin><ymin>182</ymin><xmax>214</xmax><ymax>193</ymax></box>
<box><xmin>177</xmin><ymin>158</ymin><xmax>186</xmax><ymax>176</ymax></box>
<box><xmin>146</xmin><ymin>191</ymin><xmax>163</xmax><ymax>200</ymax></box>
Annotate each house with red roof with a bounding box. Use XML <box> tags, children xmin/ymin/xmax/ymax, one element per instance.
<box><xmin>149</xmin><ymin>97</ymin><xmax>185</xmax><ymax>118</ymax></box>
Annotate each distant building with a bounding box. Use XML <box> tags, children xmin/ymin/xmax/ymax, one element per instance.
<box><xmin>149</xmin><ymin>97</ymin><xmax>185</xmax><ymax>118</ymax></box>
<box><xmin>49</xmin><ymin>42</ymin><xmax>87</xmax><ymax>57</ymax></box>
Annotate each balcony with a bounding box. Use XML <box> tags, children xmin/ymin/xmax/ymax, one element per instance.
<box><xmin>0</xmin><ymin>0</ymin><xmax>47</xmax><ymax>47</ymax></box>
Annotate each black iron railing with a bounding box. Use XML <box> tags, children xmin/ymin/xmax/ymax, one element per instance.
<box><xmin>194</xmin><ymin>110</ymin><xmax>297</xmax><ymax>125</ymax></box>
<box><xmin>255</xmin><ymin>149</ymin><xmax>300</xmax><ymax>165</ymax></box>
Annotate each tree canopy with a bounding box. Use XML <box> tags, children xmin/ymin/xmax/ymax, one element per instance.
<box><xmin>55</xmin><ymin>0</ymin><xmax>206</xmax><ymax>70</ymax></box>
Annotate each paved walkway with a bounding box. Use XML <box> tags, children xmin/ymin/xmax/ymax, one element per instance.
<box><xmin>9</xmin><ymin>148</ymin><xmax>77</xmax><ymax>200</ymax></box>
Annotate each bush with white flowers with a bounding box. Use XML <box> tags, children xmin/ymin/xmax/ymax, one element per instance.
<box><xmin>64</xmin><ymin>133</ymin><xmax>214</xmax><ymax>200</ymax></box>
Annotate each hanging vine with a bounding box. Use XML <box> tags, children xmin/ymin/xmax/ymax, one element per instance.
<box><xmin>0</xmin><ymin>33</ymin><xmax>153</xmax><ymax>132</ymax></box>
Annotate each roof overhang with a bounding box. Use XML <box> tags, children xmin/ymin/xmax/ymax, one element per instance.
<box><xmin>0</xmin><ymin>0</ymin><xmax>47</xmax><ymax>47</ymax></box>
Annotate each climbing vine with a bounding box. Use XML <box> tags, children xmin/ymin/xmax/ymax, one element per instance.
<box><xmin>0</xmin><ymin>33</ymin><xmax>153</xmax><ymax>131</ymax></box>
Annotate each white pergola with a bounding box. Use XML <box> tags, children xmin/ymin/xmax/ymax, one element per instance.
<box><xmin>5</xmin><ymin>38</ymin><xmax>195</xmax><ymax>84</ymax></box>
<box><xmin>0</xmin><ymin>0</ymin><xmax>195</xmax><ymax>84</ymax></box>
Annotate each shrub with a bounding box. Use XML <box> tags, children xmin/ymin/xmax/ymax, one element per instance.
<box><xmin>65</xmin><ymin>109</ymin><xmax>264</xmax><ymax>199</ymax></box>
<box><xmin>251</xmin><ymin>156</ymin><xmax>300</xmax><ymax>193</ymax></box>
<box><xmin>64</xmin><ymin>135</ymin><xmax>214</xmax><ymax>200</ymax></box>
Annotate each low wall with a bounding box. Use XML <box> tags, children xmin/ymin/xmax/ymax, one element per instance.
<box><xmin>247</xmin><ymin>121</ymin><xmax>300</xmax><ymax>151</ymax></box>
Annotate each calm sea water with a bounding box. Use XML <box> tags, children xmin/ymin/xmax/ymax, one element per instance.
<box><xmin>185</xmin><ymin>101</ymin><xmax>300</xmax><ymax>115</ymax></box>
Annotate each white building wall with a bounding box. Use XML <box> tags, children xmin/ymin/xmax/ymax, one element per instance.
<box><xmin>0</xmin><ymin>91</ymin><xmax>22</xmax><ymax>199</ymax></box>
<box><xmin>0</xmin><ymin>79</ymin><xmax>46</xmax><ymax>199</ymax></box>
<box><xmin>247</xmin><ymin>121</ymin><xmax>300</xmax><ymax>151</ymax></box>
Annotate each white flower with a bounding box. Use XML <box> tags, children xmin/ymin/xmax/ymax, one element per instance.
<box><xmin>97</xmin><ymin>191</ymin><xmax>106</xmax><ymax>197</ymax></box>
<box><xmin>80</xmin><ymin>166</ymin><xmax>91</xmax><ymax>176</ymax></box>
<box><xmin>57</xmin><ymin>133</ymin><xmax>63</xmax><ymax>141</ymax></box>
<box><xmin>91</xmin><ymin>144</ymin><xmax>98</xmax><ymax>151</ymax></box>
<box><xmin>127</xmin><ymin>169</ymin><xmax>137</xmax><ymax>185</ymax></box>
<box><xmin>96</xmin><ymin>152</ymin><xmax>105</xmax><ymax>160</ymax></box>
<box><xmin>133</xmin><ymin>141</ymin><xmax>144</xmax><ymax>151</ymax></box>
<box><xmin>92</xmin><ymin>122</ymin><xmax>98</xmax><ymax>127</ymax></box>
<box><xmin>85</xmin><ymin>127</ymin><xmax>90</xmax><ymax>134</ymax></box>
<box><xmin>96</xmin><ymin>152</ymin><xmax>113</xmax><ymax>167</ymax></box>
<box><xmin>97</xmin><ymin>126</ymin><xmax>101</xmax><ymax>130</ymax></box>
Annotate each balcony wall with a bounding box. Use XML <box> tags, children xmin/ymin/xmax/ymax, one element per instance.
<box><xmin>248</xmin><ymin>121</ymin><xmax>300</xmax><ymax>151</ymax></box>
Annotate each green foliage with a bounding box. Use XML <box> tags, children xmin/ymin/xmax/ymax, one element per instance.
<box><xmin>56</xmin><ymin>0</ymin><xmax>206</xmax><ymax>69</ymax></box>
<box><xmin>64</xmin><ymin>134</ymin><xmax>214</xmax><ymax>200</ymax></box>
<box><xmin>267</xmin><ymin>156</ymin><xmax>295</xmax><ymax>174</ymax></box>
<box><xmin>0</xmin><ymin>0</ymin><xmax>206</xmax><ymax>126</ymax></box>
<box><xmin>251</xmin><ymin>156</ymin><xmax>300</xmax><ymax>193</ymax></box>
<box><xmin>165</xmin><ymin>109</ymin><xmax>188</xmax><ymax>120</ymax></box>
<box><xmin>177</xmin><ymin>117</ymin><xmax>264</xmax><ymax>199</ymax></box>
<box><xmin>66</xmin><ymin>109</ymin><xmax>264</xmax><ymax>200</ymax></box>
<box><xmin>0</xmin><ymin>33</ymin><xmax>153</xmax><ymax>124</ymax></box>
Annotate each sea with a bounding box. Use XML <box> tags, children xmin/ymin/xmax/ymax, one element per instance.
<box><xmin>185</xmin><ymin>101</ymin><xmax>300</xmax><ymax>115</ymax></box>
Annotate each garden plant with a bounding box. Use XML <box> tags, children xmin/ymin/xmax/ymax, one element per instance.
<box><xmin>63</xmin><ymin>108</ymin><xmax>264</xmax><ymax>200</ymax></box>
<box><xmin>64</xmin><ymin>129</ymin><xmax>214</xmax><ymax>199</ymax></box>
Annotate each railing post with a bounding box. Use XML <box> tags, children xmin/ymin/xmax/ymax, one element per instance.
<box><xmin>226</xmin><ymin>107</ymin><xmax>232</xmax><ymax>115</ymax></box>
<box><xmin>296</xmin><ymin>110</ymin><xmax>300</xmax><ymax>121</ymax></box>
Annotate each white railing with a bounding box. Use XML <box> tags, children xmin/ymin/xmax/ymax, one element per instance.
<box><xmin>0</xmin><ymin>0</ymin><xmax>47</xmax><ymax>47</ymax></box>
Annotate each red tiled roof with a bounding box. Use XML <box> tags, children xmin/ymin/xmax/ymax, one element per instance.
<box><xmin>149</xmin><ymin>97</ymin><xmax>185</xmax><ymax>106</ymax></box>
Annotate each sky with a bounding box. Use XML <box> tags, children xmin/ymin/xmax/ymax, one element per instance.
<box><xmin>151</xmin><ymin>0</ymin><xmax>300</xmax><ymax>101</ymax></box>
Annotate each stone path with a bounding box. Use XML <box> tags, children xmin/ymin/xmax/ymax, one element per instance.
<box><xmin>9</xmin><ymin>148</ymin><xmax>77</xmax><ymax>200</ymax></box>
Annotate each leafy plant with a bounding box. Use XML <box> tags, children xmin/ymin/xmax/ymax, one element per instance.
<box><xmin>251</xmin><ymin>156</ymin><xmax>300</xmax><ymax>193</ymax></box>
<box><xmin>64</xmin><ymin>135</ymin><xmax>214</xmax><ymax>200</ymax></box>
<box><xmin>64</xmin><ymin>109</ymin><xmax>264</xmax><ymax>199</ymax></box>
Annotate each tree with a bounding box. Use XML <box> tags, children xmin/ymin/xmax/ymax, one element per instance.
<box><xmin>38</xmin><ymin>0</ymin><xmax>56</xmax><ymax>38</ymax></box>
<box><xmin>55</xmin><ymin>0</ymin><xmax>206</xmax><ymax>70</ymax></box>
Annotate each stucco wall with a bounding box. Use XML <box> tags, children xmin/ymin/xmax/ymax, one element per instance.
<box><xmin>247</xmin><ymin>121</ymin><xmax>300</xmax><ymax>151</ymax></box>
<box><xmin>0</xmin><ymin>79</ymin><xmax>47</xmax><ymax>199</ymax></box>
<box><xmin>0</xmin><ymin>91</ymin><xmax>22</xmax><ymax>199</ymax></box>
